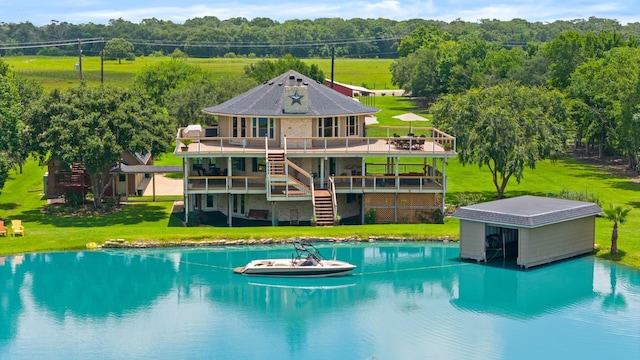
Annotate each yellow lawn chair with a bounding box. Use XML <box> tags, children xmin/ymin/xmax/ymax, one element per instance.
<box><xmin>0</xmin><ymin>220</ymin><xmax>7</xmax><ymax>236</ymax></box>
<box><xmin>11</xmin><ymin>220</ymin><xmax>25</xmax><ymax>237</ymax></box>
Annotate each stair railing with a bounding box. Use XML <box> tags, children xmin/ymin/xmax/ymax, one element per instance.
<box><xmin>328</xmin><ymin>176</ymin><xmax>338</xmax><ymax>219</ymax></box>
<box><xmin>311</xmin><ymin>173</ymin><xmax>317</xmax><ymax>222</ymax></box>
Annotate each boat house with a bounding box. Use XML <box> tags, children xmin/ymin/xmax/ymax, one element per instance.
<box><xmin>174</xmin><ymin>70</ymin><xmax>457</xmax><ymax>226</ymax></box>
<box><xmin>453</xmin><ymin>195</ymin><xmax>602</xmax><ymax>268</ymax></box>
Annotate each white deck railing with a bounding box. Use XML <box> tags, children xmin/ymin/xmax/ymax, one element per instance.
<box><xmin>176</xmin><ymin>127</ymin><xmax>456</xmax><ymax>156</ymax></box>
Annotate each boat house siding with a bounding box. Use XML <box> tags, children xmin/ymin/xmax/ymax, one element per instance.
<box><xmin>453</xmin><ymin>195</ymin><xmax>602</xmax><ymax>268</ymax></box>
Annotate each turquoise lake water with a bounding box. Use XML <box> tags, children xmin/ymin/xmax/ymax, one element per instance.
<box><xmin>1</xmin><ymin>242</ymin><xmax>639</xmax><ymax>360</ymax></box>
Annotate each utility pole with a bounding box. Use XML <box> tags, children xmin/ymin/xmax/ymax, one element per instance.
<box><xmin>100</xmin><ymin>38</ymin><xmax>105</xmax><ymax>84</ymax></box>
<box><xmin>77</xmin><ymin>38</ymin><xmax>83</xmax><ymax>81</ymax></box>
<box><xmin>330</xmin><ymin>46</ymin><xmax>335</xmax><ymax>89</ymax></box>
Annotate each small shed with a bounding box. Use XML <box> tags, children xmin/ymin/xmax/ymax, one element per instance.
<box><xmin>452</xmin><ymin>195</ymin><xmax>602</xmax><ymax>268</ymax></box>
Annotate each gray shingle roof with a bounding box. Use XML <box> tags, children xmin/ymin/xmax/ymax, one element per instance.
<box><xmin>202</xmin><ymin>70</ymin><xmax>379</xmax><ymax>117</ymax></box>
<box><xmin>110</xmin><ymin>164</ymin><xmax>182</xmax><ymax>174</ymax></box>
<box><xmin>452</xmin><ymin>195</ymin><xmax>602</xmax><ymax>228</ymax></box>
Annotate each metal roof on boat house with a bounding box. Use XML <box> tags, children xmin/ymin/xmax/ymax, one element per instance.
<box><xmin>452</xmin><ymin>195</ymin><xmax>603</xmax><ymax>228</ymax></box>
<box><xmin>202</xmin><ymin>70</ymin><xmax>379</xmax><ymax>117</ymax></box>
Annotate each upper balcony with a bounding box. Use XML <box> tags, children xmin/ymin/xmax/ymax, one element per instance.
<box><xmin>175</xmin><ymin>126</ymin><xmax>456</xmax><ymax>158</ymax></box>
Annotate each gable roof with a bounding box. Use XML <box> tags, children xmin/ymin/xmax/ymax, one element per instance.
<box><xmin>452</xmin><ymin>195</ymin><xmax>602</xmax><ymax>228</ymax></box>
<box><xmin>202</xmin><ymin>70</ymin><xmax>379</xmax><ymax>117</ymax></box>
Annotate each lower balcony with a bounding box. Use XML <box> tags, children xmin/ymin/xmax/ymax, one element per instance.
<box><xmin>186</xmin><ymin>174</ymin><xmax>444</xmax><ymax>194</ymax></box>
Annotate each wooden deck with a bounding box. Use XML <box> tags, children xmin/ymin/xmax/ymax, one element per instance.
<box><xmin>176</xmin><ymin>137</ymin><xmax>455</xmax><ymax>157</ymax></box>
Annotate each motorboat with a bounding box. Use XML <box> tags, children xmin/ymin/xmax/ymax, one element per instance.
<box><xmin>233</xmin><ymin>240</ymin><xmax>356</xmax><ymax>277</ymax></box>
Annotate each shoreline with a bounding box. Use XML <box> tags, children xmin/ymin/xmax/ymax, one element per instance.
<box><xmin>97</xmin><ymin>235</ymin><xmax>456</xmax><ymax>249</ymax></box>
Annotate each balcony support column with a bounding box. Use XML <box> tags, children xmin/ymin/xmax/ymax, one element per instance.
<box><xmin>183</xmin><ymin>155</ymin><xmax>189</xmax><ymax>224</ymax></box>
<box><xmin>228</xmin><ymin>194</ymin><xmax>233</xmax><ymax>227</ymax></box>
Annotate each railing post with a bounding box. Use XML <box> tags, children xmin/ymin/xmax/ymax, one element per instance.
<box><xmin>266</xmin><ymin>163</ymin><xmax>271</xmax><ymax>200</ymax></box>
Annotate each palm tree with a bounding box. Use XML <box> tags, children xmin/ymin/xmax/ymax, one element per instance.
<box><xmin>603</xmin><ymin>204</ymin><xmax>631</xmax><ymax>255</ymax></box>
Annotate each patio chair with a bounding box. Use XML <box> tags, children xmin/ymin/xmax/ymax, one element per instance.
<box><xmin>0</xmin><ymin>220</ymin><xmax>7</xmax><ymax>236</ymax></box>
<box><xmin>415</xmin><ymin>134</ymin><xmax>426</xmax><ymax>149</ymax></box>
<box><xmin>392</xmin><ymin>133</ymin><xmax>407</xmax><ymax>149</ymax></box>
<box><xmin>11</xmin><ymin>220</ymin><xmax>24</xmax><ymax>237</ymax></box>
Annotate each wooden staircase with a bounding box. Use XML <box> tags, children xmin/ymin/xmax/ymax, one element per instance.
<box><xmin>267</xmin><ymin>152</ymin><xmax>313</xmax><ymax>199</ymax></box>
<box><xmin>313</xmin><ymin>190</ymin><xmax>335</xmax><ymax>226</ymax></box>
<box><xmin>267</xmin><ymin>152</ymin><xmax>285</xmax><ymax>176</ymax></box>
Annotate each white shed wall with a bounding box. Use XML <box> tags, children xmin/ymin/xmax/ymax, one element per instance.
<box><xmin>518</xmin><ymin>216</ymin><xmax>595</xmax><ymax>268</ymax></box>
<box><xmin>459</xmin><ymin>220</ymin><xmax>486</xmax><ymax>262</ymax></box>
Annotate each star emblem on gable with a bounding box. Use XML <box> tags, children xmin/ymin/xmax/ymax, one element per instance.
<box><xmin>289</xmin><ymin>90</ymin><xmax>304</xmax><ymax>105</ymax></box>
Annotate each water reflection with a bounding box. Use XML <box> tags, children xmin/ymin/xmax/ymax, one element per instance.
<box><xmin>0</xmin><ymin>244</ymin><xmax>638</xmax><ymax>360</ymax></box>
<box><xmin>452</xmin><ymin>256</ymin><xmax>597</xmax><ymax>318</ymax></box>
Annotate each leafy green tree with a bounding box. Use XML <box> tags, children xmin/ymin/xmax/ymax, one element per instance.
<box><xmin>27</xmin><ymin>84</ymin><xmax>172</xmax><ymax>208</ymax></box>
<box><xmin>543</xmin><ymin>31</ymin><xmax>584</xmax><ymax>89</ymax></box>
<box><xmin>432</xmin><ymin>82</ymin><xmax>567</xmax><ymax>198</ymax></box>
<box><xmin>397</xmin><ymin>25</ymin><xmax>453</xmax><ymax>57</ymax></box>
<box><xmin>603</xmin><ymin>204</ymin><xmax>631</xmax><ymax>255</ymax></box>
<box><xmin>244</xmin><ymin>54</ymin><xmax>325</xmax><ymax>83</ymax></box>
<box><xmin>508</xmin><ymin>51</ymin><xmax>550</xmax><ymax>86</ymax></box>
<box><xmin>10</xmin><ymin>75</ymin><xmax>43</xmax><ymax>173</ymax></box>
<box><xmin>444</xmin><ymin>34</ymin><xmax>498</xmax><ymax>93</ymax></box>
<box><xmin>481</xmin><ymin>47</ymin><xmax>526</xmax><ymax>85</ymax></box>
<box><xmin>133</xmin><ymin>59</ymin><xmax>207</xmax><ymax>105</ymax></box>
<box><xmin>165</xmin><ymin>75</ymin><xmax>256</xmax><ymax>127</ymax></box>
<box><xmin>0</xmin><ymin>71</ymin><xmax>23</xmax><ymax>187</ymax></box>
<box><xmin>568</xmin><ymin>47</ymin><xmax>640</xmax><ymax>160</ymax></box>
<box><xmin>390</xmin><ymin>47</ymin><xmax>441</xmax><ymax>102</ymax></box>
<box><xmin>103</xmin><ymin>38</ymin><xmax>135</xmax><ymax>64</ymax></box>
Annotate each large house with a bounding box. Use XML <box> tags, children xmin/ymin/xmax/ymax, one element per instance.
<box><xmin>174</xmin><ymin>70</ymin><xmax>457</xmax><ymax>226</ymax></box>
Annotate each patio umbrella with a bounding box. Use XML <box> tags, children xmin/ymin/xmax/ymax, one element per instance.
<box><xmin>392</xmin><ymin>112</ymin><xmax>427</xmax><ymax>134</ymax></box>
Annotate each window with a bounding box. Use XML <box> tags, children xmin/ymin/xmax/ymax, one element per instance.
<box><xmin>232</xmin><ymin>194</ymin><xmax>245</xmax><ymax>215</ymax></box>
<box><xmin>206</xmin><ymin>194</ymin><xmax>215</xmax><ymax>208</ymax></box>
<box><xmin>346</xmin><ymin>115</ymin><xmax>358</xmax><ymax>136</ymax></box>
<box><xmin>232</xmin><ymin>158</ymin><xmax>246</xmax><ymax>171</ymax></box>
<box><xmin>252</xmin><ymin>158</ymin><xmax>266</xmax><ymax>172</ymax></box>
<box><xmin>193</xmin><ymin>158</ymin><xmax>203</xmax><ymax>170</ymax></box>
<box><xmin>118</xmin><ymin>174</ymin><xmax>126</xmax><ymax>182</ymax></box>
<box><xmin>318</xmin><ymin>117</ymin><xmax>338</xmax><ymax>137</ymax></box>
<box><xmin>232</xmin><ymin>117</ymin><xmax>247</xmax><ymax>138</ymax></box>
<box><xmin>252</xmin><ymin>117</ymin><xmax>274</xmax><ymax>138</ymax></box>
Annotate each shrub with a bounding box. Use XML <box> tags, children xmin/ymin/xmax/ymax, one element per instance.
<box><xmin>103</xmin><ymin>195</ymin><xmax>120</xmax><ymax>211</ymax></box>
<box><xmin>454</xmin><ymin>192</ymin><xmax>485</xmax><ymax>207</ymax></box>
<box><xmin>548</xmin><ymin>188</ymin><xmax>602</xmax><ymax>207</ymax></box>
<box><xmin>364</xmin><ymin>209</ymin><xmax>377</xmax><ymax>224</ymax></box>
<box><xmin>65</xmin><ymin>192</ymin><xmax>84</xmax><ymax>206</ymax></box>
<box><xmin>416</xmin><ymin>209</ymin><xmax>444</xmax><ymax>224</ymax></box>
<box><xmin>431</xmin><ymin>208</ymin><xmax>444</xmax><ymax>224</ymax></box>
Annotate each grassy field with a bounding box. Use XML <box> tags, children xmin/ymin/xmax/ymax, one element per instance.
<box><xmin>3</xmin><ymin>56</ymin><xmax>397</xmax><ymax>90</ymax></box>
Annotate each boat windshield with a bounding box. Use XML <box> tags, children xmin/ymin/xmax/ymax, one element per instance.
<box><xmin>301</xmin><ymin>254</ymin><xmax>319</xmax><ymax>266</ymax></box>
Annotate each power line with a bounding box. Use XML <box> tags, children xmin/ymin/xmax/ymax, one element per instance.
<box><xmin>0</xmin><ymin>38</ymin><xmax>104</xmax><ymax>50</ymax></box>
<box><xmin>0</xmin><ymin>36</ymin><xmax>400</xmax><ymax>51</ymax></box>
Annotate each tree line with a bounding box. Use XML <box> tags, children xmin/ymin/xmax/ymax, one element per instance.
<box><xmin>2</xmin><ymin>16</ymin><xmax>640</xmax><ymax>58</ymax></box>
<box><xmin>390</xmin><ymin>26</ymin><xmax>640</xmax><ymax>198</ymax></box>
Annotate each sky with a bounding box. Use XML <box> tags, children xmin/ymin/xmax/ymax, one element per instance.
<box><xmin>0</xmin><ymin>0</ymin><xmax>637</xmax><ymax>26</ymax></box>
